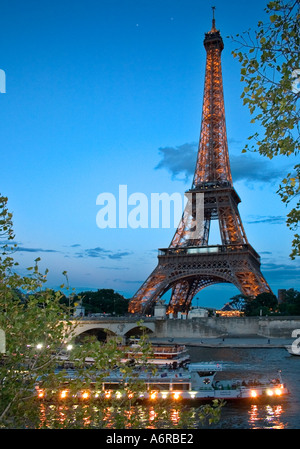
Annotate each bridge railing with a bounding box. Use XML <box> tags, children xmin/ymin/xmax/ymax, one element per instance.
<box><xmin>72</xmin><ymin>316</ymin><xmax>157</xmax><ymax>322</ymax></box>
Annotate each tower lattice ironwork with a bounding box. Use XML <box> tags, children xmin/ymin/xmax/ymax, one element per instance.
<box><xmin>128</xmin><ymin>13</ymin><xmax>272</xmax><ymax>315</ymax></box>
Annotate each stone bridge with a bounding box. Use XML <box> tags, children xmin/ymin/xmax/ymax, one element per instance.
<box><xmin>67</xmin><ymin>315</ymin><xmax>300</xmax><ymax>343</ymax></box>
<box><xmin>69</xmin><ymin>317</ymin><xmax>156</xmax><ymax>342</ymax></box>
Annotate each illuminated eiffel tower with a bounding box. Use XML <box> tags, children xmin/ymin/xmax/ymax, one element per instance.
<box><xmin>129</xmin><ymin>10</ymin><xmax>272</xmax><ymax>315</ymax></box>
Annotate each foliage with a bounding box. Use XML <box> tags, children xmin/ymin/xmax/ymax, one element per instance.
<box><xmin>231</xmin><ymin>289</ymin><xmax>300</xmax><ymax>316</ymax></box>
<box><xmin>230</xmin><ymin>0</ymin><xmax>300</xmax><ymax>258</ymax></box>
<box><xmin>228</xmin><ymin>294</ymin><xmax>251</xmax><ymax>311</ymax></box>
<box><xmin>0</xmin><ymin>194</ymin><xmax>223</xmax><ymax>428</ymax></box>
<box><xmin>243</xmin><ymin>292</ymin><xmax>278</xmax><ymax>316</ymax></box>
<box><xmin>278</xmin><ymin>288</ymin><xmax>300</xmax><ymax>314</ymax></box>
<box><xmin>230</xmin><ymin>292</ymin><xmax>278</xmax><ymax>316</ymax></box>
<box><xmin>73</xmin><ymin>289</ymin><xmax>129</xmax><ymax>316</ymax></box>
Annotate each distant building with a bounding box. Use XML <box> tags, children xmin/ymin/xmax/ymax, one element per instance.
<box><xmin>188</xmin><ymin>307</ymin><xmax>209</xmax><ymax>318</ymax></box>
<box><xmin>216</xmin><ymin>303</ymin><xmax>243</xmax><ymax>317</ymax></box>
<box><xmin>154</xmin><ymin>299</ymin><xmax>167</xmax><ymax>319</ymax></box>
<box><xmin>278</xmin><ymin>289</ymin><xmax>287</xmax><ymax>304</ymax></box>
<box><xmin>73</xmin><ymin>304</ymin><xmax>85</xmax><ymax>317</ymax></box>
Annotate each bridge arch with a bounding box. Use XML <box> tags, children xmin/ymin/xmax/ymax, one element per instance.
<box><xmin>69</xmin><ymin>320</ymin><xmax>156</xmax><ymax>343</ymax></box>
<box><xmin>74</xmin><ymin>327</ymin><xmax>117</xmax><ymax>343</ymax></box>
<box><xmin>123</xmin><ymin>325</ymin><xmax>154</xmax><ymax>341</ymax></box>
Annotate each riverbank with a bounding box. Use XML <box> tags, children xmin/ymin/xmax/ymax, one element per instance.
<box><xmin>150</xmin><ymin>336</ymin><xmax>294</xmax><ymax>348</ymax></box>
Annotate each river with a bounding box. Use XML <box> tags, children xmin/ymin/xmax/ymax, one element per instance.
<box><xmin>187</xmin><ymin>345</ymin><xmax>300</xmax><ymax>429</ymax></box>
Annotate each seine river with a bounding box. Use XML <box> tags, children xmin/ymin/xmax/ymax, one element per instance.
<box><xmin>187</xmin><ymin>346</ymin><xmax>300</xmax><ymax>429</ymax></box>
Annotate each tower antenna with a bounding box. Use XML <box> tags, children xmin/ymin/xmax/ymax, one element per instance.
<box><xmin>211</xmin><ymin>6</ymin><xmax>216</xmax><ymax>31</ymax></box>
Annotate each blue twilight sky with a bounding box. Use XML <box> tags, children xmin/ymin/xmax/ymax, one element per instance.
<box><xmin>0</xmin><ymin>0</ymin><xmax>299</xmax><ymax>309</ymax></box>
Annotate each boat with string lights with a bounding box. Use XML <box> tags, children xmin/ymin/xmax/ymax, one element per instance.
<box><xmin>36</xmin><ymin>362</ymin><xmax>289</xmax><ymax>403</ymax></box>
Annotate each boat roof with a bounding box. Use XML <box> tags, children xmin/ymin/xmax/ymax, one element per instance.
<box><xmin>188</xmin><ymin>362</ymin><xmax>222</xmax><ymax>371</ymax></box>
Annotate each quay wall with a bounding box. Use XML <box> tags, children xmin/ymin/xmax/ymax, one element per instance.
<box><xmin>154</xmin><ymin>316</ymin><xmax>300</xmax><ymax>339</ymax></box>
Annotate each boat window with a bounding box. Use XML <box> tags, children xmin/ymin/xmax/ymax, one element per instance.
<box><xmin>197</xmin><ymin>371</ymin><xmax>215</xmax><ymax>377</ymax></box>
<box><xmin>104</xmin><ymin>383</ymin><xmax>119</xmax><ymax>390</ymax></box>
<box><xmin>147</xmin><ymin>384</ymin><xmax>170</xmax><ymax>390</ymax></box>
<box><xmin>172</xmin><ymin>383</ymin><xmax>190</xmax><ymax>391</ymax></box>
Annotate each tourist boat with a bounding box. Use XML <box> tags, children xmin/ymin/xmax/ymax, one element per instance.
<box><xmin>120</xmin><ymin>343</ymin><xmax>190</xmax><ymax>367</ymax></box>
<box><xmin>285</xmin><ymin>345</ymin><xmax>300</xmax><ymax>356</ymax></box>
<box><xmin>36</xmin><ymin>362</ymin><xmax>289</xmax><ymax>402</ymax></box>
<box><xmin>56</xmin><ymin>343</ymin><xmax>191</xmax><ymax>369</ymax></box>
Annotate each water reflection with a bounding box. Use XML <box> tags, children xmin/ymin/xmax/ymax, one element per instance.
<box><xmin>248</xmin><ymin>404</ymin><xmax>285</xmax><ymax>429</ymax></box>
<box><xmin>38</xmin><ymin>403</ymin><xmax>186</xmax><ymax>429</ymax></box>
<box><xmin>37</xmin><ymin>399</ymin><xmax>288</xmax><ymax>429</ymax></box>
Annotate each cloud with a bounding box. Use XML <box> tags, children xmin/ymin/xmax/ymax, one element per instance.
<box><xmin>0</xmin><ymin>240</ymin><xmax>58</xmax><ymax>252</ymax></box>
<box><xmin>85</xmin><ymin>247</ymin><xmax>111</xmax><ymax>258</ymax></box>
<box><xmin>260</xmin><ymin>261</ymin><xmax>300</xmax><ymax>289</ymax></box>
<box><xmin>1</xmin><ymin>239</ymin><xmax>20</xmax><ymax>246</ymax></box>
<box><xmin>263</xmin><ymin>262</ymin><xmax>300</xmax><ymax>272</ymax></box>
<box><xmin>230</xmin><ymin>154</ymin><xmax>281</xmax><ymax>183</ymax></box>
<box><xmin>98</xmin><ymin>266</ymin><xmax>129</xmax><ymax>270</ymax></box>
<box><xmin>262</xmin><ymin>262</ymin><xmax>300</xmax><ymax>283</ymax></box>
<box><xmin>155</xmin><ymin>142</ymin><xmax>282</xmax><ymax>184</ymax></box>
<box><xmin>108</xmin><ymin>251</ymin><xmax>132</xmax><ymax>260</ymax></box>
<box><xmin>74</xmin><ymin>247</ymin><xmax>132</xmax><ymax>260</ymax></box>
<box><xmin>113</xmin><ymin>279</ymin><xmax>144</xmax><ymax>284</ymax></box>
<box><xmin>155</xmin><ymin>143</ymin><xmax>198</xmax><ymax>182</ymax></box>
<box><xmin>246</xmin><ymin>216</ymin><xmax>286</xmax><ymax>225</ymax></box>
<box><xmin>16</xmin><ymin>247</ymin><xmax>59</xmax><ymax>253</ymax></box>
<box><xmin>74</xmin><ymin>247</ymin><xmax>110</xmax><ymax>258</ymax></box>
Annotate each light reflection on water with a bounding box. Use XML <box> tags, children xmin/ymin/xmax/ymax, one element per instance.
<box><xmin>38</xmin><ymin>401</ymin><xmax>288</xmax><ymax>430</ymax></box>
<box><xmin>248</xmin><ymin>404</ymin><xmax>285</xmax><ymax>429</ymax></box>
<box><xmin>38</xmin><ymin>403</ymin><xmax>185</xmax><ymax>429</ymax></box>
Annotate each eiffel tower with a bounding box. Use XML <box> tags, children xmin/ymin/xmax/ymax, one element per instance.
<box><xmin>128</xmin><ymin>11</ymin><xmax>272</xmax><ymax>316</ymax></box>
